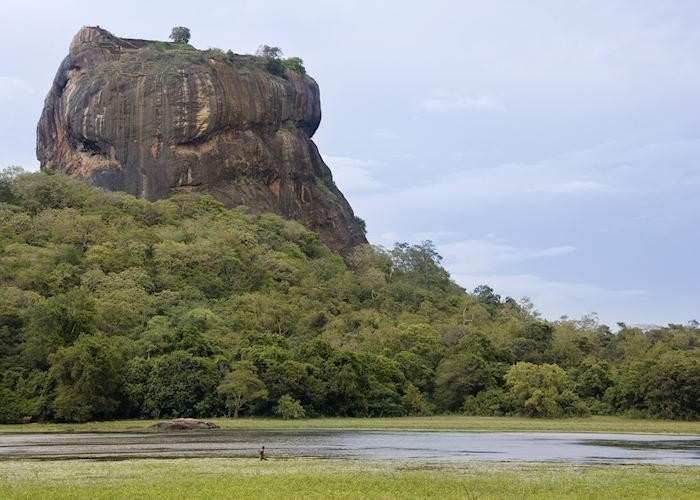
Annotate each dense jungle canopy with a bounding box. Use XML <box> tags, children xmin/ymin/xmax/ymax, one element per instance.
<box><xmin>1</xmin><ymin>169</ymin><xmax>698</xmax><ymax>422</ymax></box>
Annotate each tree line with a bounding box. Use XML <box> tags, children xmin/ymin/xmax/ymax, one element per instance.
<box><xmin>0</xmin><ymin>169</ymin><xmax>698</xmax><ymax>422</ymax></box>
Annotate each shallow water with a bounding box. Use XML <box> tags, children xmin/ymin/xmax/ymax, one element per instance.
<box><xmin>0</xmin><ymin>430</ymin><xmax>698</xmax><ymax>465</ymax></box>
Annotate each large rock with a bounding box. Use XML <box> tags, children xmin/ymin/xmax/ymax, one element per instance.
<box><xmin>37</xmin><ymin>27</ymin><xmax>367</xmax><ymax>253</ymax></box>
<box><xmin>150</xmin><ymin>418</ymin><xmax>220</xmax><ymax>431</ymax></box>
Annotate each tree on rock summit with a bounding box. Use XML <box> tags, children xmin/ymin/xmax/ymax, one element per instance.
<box><xmin>169</xmin><ymin>26</ymin><xmax>191</xmax><ymax>44</ymax></box>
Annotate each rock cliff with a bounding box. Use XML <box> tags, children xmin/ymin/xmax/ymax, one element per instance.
<box><xmin>37</xmin><ymin>27</ymin><xmax>367</xmax><ymax>253</ymax></box>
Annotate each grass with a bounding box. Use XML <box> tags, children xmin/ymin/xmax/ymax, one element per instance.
<box><xmin>1</xmin><ymin>415</ymin><xmax>698</xmax><ymax>435</ymax></box>
<box><xmin>2</xmin><ymin>416</ymin><xmax>697</xmax><ymax>498</ymax></box>
<box><xmin>86</xmin><ymin>39</ymin><xmax>305</xmax><ymax>85</ymax></box>
<box><xmin>0</xmin><ymin>458</ymin><xmax>698</xmax><ymax>499</ymax></box>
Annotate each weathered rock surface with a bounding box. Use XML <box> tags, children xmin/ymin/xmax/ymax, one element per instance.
<box><xmin>150</xmin><ymin>418</ymin><xmax>220</xmax><ymax>430</ymax></box>
<box><xmin>37</xmin><ymin>27</ymin><xmax>367</xmax><ymax>253</ymax></box>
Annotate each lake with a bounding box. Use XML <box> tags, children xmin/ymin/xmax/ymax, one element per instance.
<box><xmin>1</xmin><ymin>430</ymin><xmax>698</xmax><ymax>465</ymax></box>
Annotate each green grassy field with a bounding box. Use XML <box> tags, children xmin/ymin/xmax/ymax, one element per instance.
<box><xmin>1</xmin><ymin>415</ymin><xmax>698</xmax><ymax>434</ymax></box>
<box><xmin>1</xmin><ymin>458</ymin><xmax>698</xmax><ymax>499</ymax></box>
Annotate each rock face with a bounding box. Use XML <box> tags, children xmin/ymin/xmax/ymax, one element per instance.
<box><xmin>37</xmin><ymin>27</ymin><xmax>367</xmax><ymax>253</ymax></box>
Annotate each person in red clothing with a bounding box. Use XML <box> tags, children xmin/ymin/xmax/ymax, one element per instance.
<box><xmin>258</xmin><ymin>445</ymin><xmax>268</xmax><ymax>461</ymax></box>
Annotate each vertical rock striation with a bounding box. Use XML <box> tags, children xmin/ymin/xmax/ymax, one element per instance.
<box><xmin>37</xmin><ymin>27</ymin><xmax>367</xmax><ymax>253</ymax></box>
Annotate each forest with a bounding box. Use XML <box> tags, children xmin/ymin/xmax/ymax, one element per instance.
<box><xmin>1</xmin><ymin>168</ymin><xmax>698</xmax><ymax>423</ymax></box>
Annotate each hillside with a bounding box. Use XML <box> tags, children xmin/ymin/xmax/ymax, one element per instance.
<box><xmin>1</xmin><ymin>170</ymin><xmax>698</xmax><ymax>423</ymax></box>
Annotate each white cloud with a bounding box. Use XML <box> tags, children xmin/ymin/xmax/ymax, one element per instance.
<box><xmin>0</xmin><ymin>76</ymin><xmax>34</xmax><ymax>101</ymax></box>
<box><xmin>351</xmin><ymin>137</ymin><xmax>700</xmax><ymax>219</ymax></box>
<box><xmin>419</xmin><ymin>95</ymin><xmax>506</xmax><ymax>112</ymax></box>
<box><xmin>451</xmin><ymin>272</ymin><xmax>646</xmax><ymax>325</ymax></box>
<box><xmin>324</xmin><ymin>155</ymin><xmax>384</xmax><ymax>192</ymax></box>
<box><xmin>528</xmin><ymin>180</ymin><xmax>612</xmax><ymax>194</ymax></box>
<box><xmin>440</xmin><ymin>239</ymin><xmax>575</xmax><ymax>274</ymax></box>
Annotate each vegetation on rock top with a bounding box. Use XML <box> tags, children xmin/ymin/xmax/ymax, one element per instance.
<box><xmin>88</xmin><ymin>40</ymin><xmax>306</xmax><ymax>82</ymax></box>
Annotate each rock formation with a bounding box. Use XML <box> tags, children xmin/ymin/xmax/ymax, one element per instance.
<box><xmin>150</xmin><ymin>418</ymin><xmax>220</xmax><ymax>430</ymax></box>
<box><xmin>37</xmin><ymin>27</ymin><xmax>367</xmax><ymax>253</ymax></box>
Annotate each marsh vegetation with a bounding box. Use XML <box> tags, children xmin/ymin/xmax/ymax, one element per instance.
<box><xmin>1</xmin><ymin>458</ymin><xmax>699</xmax><ymax>499</ymax></box>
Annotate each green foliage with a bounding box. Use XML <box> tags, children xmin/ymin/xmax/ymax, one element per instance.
<box><xmin>169</xmin><ymin>26</ymin><xmax>191</xmax><ymax>44</ymax></box>
<box><xmin>0</xmin><ymin>166</ymin><xmax>23</xmax><ymax>204</ymax></box>
<box><xmin>253</xmin><ymin>46</ymin><xmax>306</xmax><ymax>75</ymax></box>
<box><xmin>463</xmin><ymin>387</ymin><xmax>514</xmax><ymax>416</ymax></box>
<box><xmin>1</xmin><ymin>170</ymin><xmax>698</xmax><ymax>422</ymax></box>
<box><xmin>140</xmin><ymin>351</ymin><xmax>219</xmax><ymax>418</ymax></box>
<box><xmin>274</xmin><ymin>394</ymin><xmax>306</xmax><ymax>419</ymax></box>
<box><xmin>218</xmin><ymin>366</ymin><xmax>268</xmax><ymax>418</ymax></box>
<box><xmin>505</xmin><ymin>362</ymin><xmax>587</xmax><ymax>417</ymax></box>
<box><xmin>256</xmin><ymin>45</ymin><xmax>283</xmax><ymax>59</ymax></box>
<box><xmin>354</xmin><ymin>216</ymin><xmax>367</xmax><ymax>234</ymax></box>
<box><xmin>608</xmin><ymin>349</ymin><xmax>700</xmax><ymax>419</ymax></box>
<box><xmin>89</xmin><ymin>36</ymin><xmax>307</xmax><ymax>84</ymax></box>
<box><xmin>390</xmin><ymin>241</ymin><xmax>451</xmax><ymax>291</ymax></box>
<box><xmin>29</xmin><ymin>289</ymin><xmax>97</xmax><ymax>348</ymax></box>
<box><xmin>434</xmin><ymin>332</ymin><xmax>508</xmax><ymax>412</ymax></box>
<box><xmin>512</xmin><ymin>321</ymin><xmax>554</xmax><ymax>363</ymax></box>
<box><xmin>49</xmin><ymin>334</ymin><xmax>125</xmax><ymax>422</ymax></box>
<box><xmin>283</xmin><ymin>57</ymin><xmax>306</xmax><ymax>74</ymax></box>
<box><xmin>265</xmin><ymin>58</ymin><xmax>285</xmax><ymax>77</ymax></box>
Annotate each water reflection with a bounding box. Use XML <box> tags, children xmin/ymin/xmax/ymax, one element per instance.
<box><xmin>0</xmin><ymin>430</ymin><xmax>698</xmax><ymax>465</ymax></box>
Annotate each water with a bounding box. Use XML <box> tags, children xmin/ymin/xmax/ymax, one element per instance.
<box><xmin>0</xmin><ymin>430</ymin><xmax>698</xmax><ymax>465</ymax></box>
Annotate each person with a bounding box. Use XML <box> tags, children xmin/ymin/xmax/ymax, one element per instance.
<box><xmin>258</xmin><ymin>445</ymin><xmax>267</xmax><ymax>461</ymax></box>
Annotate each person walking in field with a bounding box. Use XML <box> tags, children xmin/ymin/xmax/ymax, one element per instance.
<box><xmin>258</xmin><ymin>445</ymin><xmax>267</xmax><ymax>461</ymax></box>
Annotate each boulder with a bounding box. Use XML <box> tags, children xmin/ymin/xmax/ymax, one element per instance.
<box><xmin>150</xmin><ymin>418</ymin><xmax>220</xmax><ymax>430</ymax></box>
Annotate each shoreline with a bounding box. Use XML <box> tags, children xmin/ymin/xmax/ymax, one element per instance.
<box><xmin>2</xmin><ymin>415</ymin><xmax>699</xmax><ymax>435</ymax></box>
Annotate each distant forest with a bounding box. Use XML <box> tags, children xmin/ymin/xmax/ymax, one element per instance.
<box><xmin>1</xmin><ymin>168</ymin><xmax>698</xmax><ymax>423</ymax></box>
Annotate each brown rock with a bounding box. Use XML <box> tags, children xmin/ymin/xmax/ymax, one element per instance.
<box><xmin>150</xmin><ymin>418</ymin><xmax>220</xmax><ymax>430</ymax></box>
<box><xmin>37</xmin><ymin>26</ymin><xmax>367</xmax><ymax>253</ymax></box>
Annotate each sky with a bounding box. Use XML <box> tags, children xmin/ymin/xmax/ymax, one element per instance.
<box><xmin>1</xmin><ymin>0</ymin><xmax>698</xmax><ymax>327</ymax></box>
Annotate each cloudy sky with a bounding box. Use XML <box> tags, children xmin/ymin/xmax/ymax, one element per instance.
<box><xmin>2</xmin><ymin>0</ymin><xmax>698</xmax><ymax>326</ymax></box>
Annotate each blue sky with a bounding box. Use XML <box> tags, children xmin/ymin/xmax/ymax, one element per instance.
<box><xmin>1</xmin><ymin>0</ymin><xmax>698</xmax><ymax>326</ymax></box>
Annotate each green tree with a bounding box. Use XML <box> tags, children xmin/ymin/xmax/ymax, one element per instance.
<box><xmin>505</xmin><ymin>362</ymin><xmax>586</xmax><ymax>417</ymax></box>
<box><xmin>256</xmin><ymin>45</ymin><xmax>284</xmax><ymax>75</ymax></box>
<box><xmin>401</xmin><ymin>383</ymin><xmax>434</xmax><ymax>415</ymax></box>
<box><xmin>274</xmin><ymin>394</ymin><xmax>306</xmax><ymax>419</ymax></box>
<box><xmin>217</xmin><ymin>366</ymin><xmax>268</xmax><ymax>418</ymax></box>
<box><xmin>434</xmin><ymin>352</ymin><xmax>501</xmax><ymax>412</ymax></box>
<box><xmin>27</xmin><ymin>289</ymin><xmax>96</xmax><ymax>349</ymax></box>
<box><xmin>169</xmin><ymin>26</ymin><xmax>191</xmax><ymax>44</ymax></box>
<box><xmin>283</xmin><ymin>57</ymin><xmax>306</xmax><ymax>74</ymax></box>
<box><xmin>574</xmin><ymin>358</ymin><xmax>614</xmax><ymax>400</ymax></box>
<box><xmin>609</xmin><ymin>350</ymin><xmax>700</xmax><ymax>419</ymax></box>
<box><xmin>49</xmin><ymin>334</ymin><xmax>125</xmax><ymax>422</ymax></box>
<box><xmin>354</xmin><ymin>216</ymin><xmax>367</xmax><ymax>234</ymax></box>
<box><xmin>256</xmin><ymin>44</ymin><xmax>283</xmax><ymax>59</ymax></box>
<box><xmin>463</xmin><ymin>387</ymin><xmax>514</xmax><ymax>416</ymax></box>
<box><xmin>511</xmin><ymin>321</ymin><xmax>554</xmax><ymax>363</ymax></box>
<box><xmin>143</xmin><ymin>351</ymin><xmax>218</xmax><ymax>418</ymax></box>
<box><xmin>0</xmin><ymin>166</ymin><xmax>24</xmax><ymax>204</ymax></box>
<box><xmin>390</xmin><ymin>241</ymin><xmax>451</xmax><ymax>290</ymax></box>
